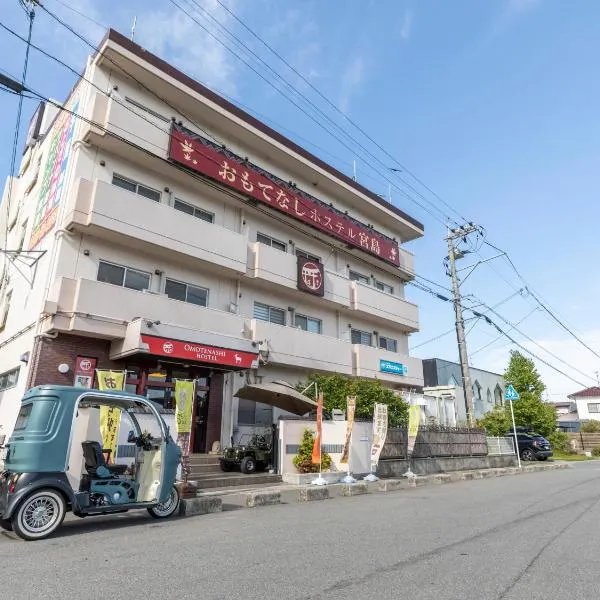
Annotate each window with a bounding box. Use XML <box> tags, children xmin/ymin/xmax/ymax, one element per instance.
<box><xmin>296</xmin><ymin>249</ymin><xmax>321</xmax><ymax>263</ymax></box>
<box><xmin>174</xmin><ymin>199</ymin><xmax>214</xmax><ymax>224</ymax></box>
<box><xmin>351</xmin><ymin>328</ymin><xmax>373</xmax><ymax>346</ymax></box>
<box><xmin>295</xmin><ymin>314</ymin><xmax>322</xmax><ymax>334</ymax></box>
<box><xmin>487</xmin><ymin>389</ymin><xmax>493</xmax><ymax>404</ymax></box>
<box><xmin>375</xmin><ymin>280</ymin><xmax>394</xmax><ymax>295</ymax></box>
<box><xmin>13</xmin><ymin>402</ymin><xmax>32</xmax><ymax>431</ymax></box>
<box><xmin>0</xmin><ymin>367</ymin><xmax>19</xmax><ymax>391</ymax></box>
<box><xmin>379</xmin><ymin>336</ymin><xmax>397</xmax><ymax>352</ymax></box>
<box><xmin>165</xmin><ymin>278</ymin><xmax>208</xmax><ymax>307</ymax></box>
<box><xmin>588</xmin><ymin>403</ymin><xmax>600</xmax><ymax>413</ymax></box>
<box><xmin>256</xmin><ymin>232</ymin><xmax>286</xmax><ymax>252</ymax></box>
<box><xmin>349</xmin><ymin>270</ymin><xmax>370</xmax><ymax>285</ymax></box>
<box><xmin>0</xmin><ymin>290</ymin><xmax>12</xmax><ymax>330</ymax></box>
<box><xmin>112</xmin><ymin>174</ymin><xmax>161</xmax><ymax>202</ymax></box>
<box><xmin>97</xmin><ymin>261</ymin><xmax>151</xmax><ymax>291</ymax></box>
<box><xmin>237</xmin><ymin>399</ymin><xmax>272</xmax><ymax>425</ymax></box>
<box><xmin>254</xmin><ymin>301</ymin><xmax>285</xmax><ymax>325</ymax></box>
<box><xmin>473</xmin><ymin>381</ymin><xmax>482</xmax><ymax>401</ymax></box>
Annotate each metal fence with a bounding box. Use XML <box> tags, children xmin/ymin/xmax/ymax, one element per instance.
<box><xmin>380</xmin><ymin>426</ymin><xmax>488</xmax><ymax>460</ymax></box>
<box><xmin>486</xmin><ymin>436</ymin><xmax>516</xmax><ymax>456</ymax></box>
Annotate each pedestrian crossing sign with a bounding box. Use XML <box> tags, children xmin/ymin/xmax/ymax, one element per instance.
<box><xmin>504</xmin><ymin>384</ymin><xmax>520</xmax><ymax>401</ymax></box>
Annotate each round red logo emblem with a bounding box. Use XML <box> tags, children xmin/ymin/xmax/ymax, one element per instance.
<box><xmin>162</xmin><ymin>342</ymin><xmax>174</xmax><ymax>354</ymax></box>
<box><xmin>301</xmin><ymin>262</ymin><xmax>322</xmax><ymax>291</ymax></box>
<box><xmin>79</xmin><ymin>359</ymin><xmax>92</xmax><ymax>372</ymax></box>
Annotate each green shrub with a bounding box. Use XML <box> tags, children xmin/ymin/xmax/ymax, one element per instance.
<box><xmin>591</xmin><ymin>446</ymin><xmax>600</xmax><ymax>457</ymax></box>
<box><xmin>581</xmin><ymin>421</ymin><xmax>600</xmax><ymax>433</ymax></box>
<box><xmin>293</xmin><ymin>428</ymin><xmax>332</xmax><ymax>473</ymax></box>
<box><xmin>547</xmin><ymin>431</ymin><xmax>570</xmax><ymax>454</ymax></box>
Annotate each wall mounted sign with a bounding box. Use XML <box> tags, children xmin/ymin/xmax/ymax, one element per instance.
<box><xmin>141</xmin><ymin>334</ymin><xmax>259</xmax><ymax>369</ymax></box>
<box><xmin>379</xmin><ymin>359</ymin><xmax>407</xmax><ymax>376</ymax></box>
<box><xmin>297</xmin><ymin>255</ymin><xmax>324</xmax><ymax>296</ymax></box>
<box><xmin>73</xmin><ymin>355</ymin><xmax>96</xmax><ymax>388</ymax></box>
<box><xmin>169</xmin><ymin>123</ymin><xmax>401</xmax><ymax>266</ymax></box>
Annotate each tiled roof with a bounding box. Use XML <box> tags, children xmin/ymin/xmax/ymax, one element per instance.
<box><xmin>568</xmin><ymin>386</ymin><xmax>600</xmax><ymax>398</ymax></box>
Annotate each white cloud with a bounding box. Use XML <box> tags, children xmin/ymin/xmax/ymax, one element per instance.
<box><xmin>339</xmin><ymin>56</ymin><xmax>365</xmax><ymax>114</ymax></box>
<box><xmin>136</xmin><ymin>0</ymin><xmax>240</xmax><ymax>96</ymax></box>
<box><xmin>400</xmin><ymin>9</ymin><xmax>413</xmax><ymax>41</ymax></box>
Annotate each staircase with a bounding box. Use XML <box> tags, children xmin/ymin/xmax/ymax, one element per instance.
<box><xmin>188</xmin><ymin>454</ymin><xmax>282</xmax><ymax>490</ymax></box>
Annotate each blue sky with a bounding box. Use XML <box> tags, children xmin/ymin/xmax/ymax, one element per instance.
<box><xmin>1</xmin><ymin>0</ymin><xmax>599</xmax><ymax>398</ymax></box>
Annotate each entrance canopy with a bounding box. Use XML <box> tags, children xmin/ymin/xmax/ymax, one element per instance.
<box><xmin>235</xmin><ymin>380</ymin><xmax>318</xmax><ymax>416</ymax></box>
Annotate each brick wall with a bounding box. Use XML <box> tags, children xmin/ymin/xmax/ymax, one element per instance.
<box><xmin>205</xmin><ymin>372</ymin><xmax>224</xmax><ymax>452</ymax></box>
<box><xmin>28</xmin><ymin>333</ymin><xmax>121</xmax><ymax>388</ymax></box>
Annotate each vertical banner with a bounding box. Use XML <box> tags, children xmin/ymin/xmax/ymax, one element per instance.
<box><xmin>175</xmin><ymin>379</ymin><xmax>195</xmax><ymax>481</ymax></box>
<box><xmin>73</xmin><ymin>356</ymin><xmax>96</xmax><ymax>389</ymax></box>
<box><xmin>97</xmin><ymin>370</ymin><xmax>125</xmax><ymax>464</ymax></box>
<box><xmin>340</xmin><ymin>396</ymin><xmax>356</xmax><ymax>464</ymax></box>
<box><xmin>407</xmin><ymin>404</ymin><xmax>421</xmax><ymax>459</ymax></box>
<box><xmin>370</xmin><ymin>403</ymin><xmax>389</xmax><ymax>472</ymax></box>
<box><xmin>311</xmin><ymin>393</ymin><xmax>323</xmax><ymax>464</ymax></box>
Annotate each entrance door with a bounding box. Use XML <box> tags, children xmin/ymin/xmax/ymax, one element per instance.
<box><xmin>192</xmin><ymin>389</ymin><xmax>209</xmax><ymax>453</ymax></box>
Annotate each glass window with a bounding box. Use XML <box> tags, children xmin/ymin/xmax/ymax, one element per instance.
<box><xmin>349</xmin><ymin>270</ymin><xmax>370</xmax><ymax>285</ymax></box>
<box><xmin>379</xmin><ymin>336</ymin><xmax>397</xmax><ymax>352</ymax></box>
<box><xmin>174</xmin><ymin>199</ymin><xmax>214</xmax><ymax>223</ymax></box>
<box><xmin>295</xmin><ymin>314</ymin><xmax>322</xmax><ymax>334</ymax></box>
<box><xmin>237</xmin><ymin>398</ymin><xmax>257</xmax><ymax>424</ymax></box>
<box><xmin>257</xmin><ymin>232</ymin><xmax>286</xmax><ymax>252</ymax></box>
<box><xmin>296</xmin><ymin>249</ymin><xmax>321</xmax><ymax>263</ymax></box>
<box><xmin>375</xmin><ymin>281</ymin><xmax>394</xmax><ymax>295</ymax></box>
<box><xmin>0</xmin><ymin>367</ymin><xmax>19</xmax><ymax>391</ymax></box>
<box><xmin>112</xmin><ymin>174</ymin><xmax>161</xmax><ymax>202</ymax></box>
<box><xmin>13</xmin><ymin>403</ymin><xmax>32</xmax><ymax>431</ymax></box>
<box><xmin>254</xmin><ymin>302</ymin><xmax>285</xmax><ymax>325</ymax></box>
<box><xmin>165</xmin><ymin>278</ymin><xmax>209</xmax><ymax>307</ymax></box>
<box><xmin>351</xmin><ymin>328</ymin><xmax>372</xmax><ymax>346</ymax></box>
<box><xmin>588</xmin><ymin>403</ymin><xmax>600</xmax><ymax>413</ymax></box>
<box><xmin>98</xmin><ymin>261</ymin><xmax>150</xmax><ymax>291</ymax></box>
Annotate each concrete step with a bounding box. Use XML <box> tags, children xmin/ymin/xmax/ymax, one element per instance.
<box><xmin>188</xmin><ymin>463</ymin><xmax>225</xmax><ymax>475</ymax></box>
<box><xmin>188</xmin><ymin>454</ymin><xmax>222</xmax><ymax>466</ymax></box>
<box><xmin>189</xmin><ymin>472</ymin><xmax>282</xmax><ymax>490</ymax></box>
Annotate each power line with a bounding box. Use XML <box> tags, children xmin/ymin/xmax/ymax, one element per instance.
<box><xmin>203</xmin><ymin>0</ymin><xmax>470</xmax><ymax>225</ymax></box>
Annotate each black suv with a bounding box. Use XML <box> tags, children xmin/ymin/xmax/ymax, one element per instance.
<box><xmin>506</xmin><ymin>427</ymin><xmax>553</xmax><ymax>461</ymax></box>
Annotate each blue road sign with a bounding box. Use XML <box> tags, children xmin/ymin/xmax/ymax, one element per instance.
<box><xmin>504</xmin><ymin>384</ymin><xmax>520</xmax><ymax>401</ymax></box>
<box><xmin>379</xmin><ymin>359</ymin><xmax>407</xmax><ymax>376</ymax></box>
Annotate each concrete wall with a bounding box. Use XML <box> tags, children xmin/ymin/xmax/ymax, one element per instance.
<box><xmin>377</xmin><ymin>455</ymin><xmax>517</xmax><ymax>477</ymax></box>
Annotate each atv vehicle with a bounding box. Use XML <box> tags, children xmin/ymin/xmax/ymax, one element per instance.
<box><xmin>220</xmin><ymin>432</ymin><xmax>272</xmax><ymax>474</ymax></box>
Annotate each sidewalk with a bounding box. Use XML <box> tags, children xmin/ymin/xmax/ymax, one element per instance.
<box><xmin>181</xmin><ymin>461</ymin><xmax>572</xmax><ymax>516</ymax></box>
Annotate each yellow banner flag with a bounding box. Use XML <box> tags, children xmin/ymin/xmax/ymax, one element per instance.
<box><xmin>407</xmin><ymin>404</ymin><xmax>421</xmax><ymax>458</ymax></box>
<box><xmin>175</xmin><ymin>379</ymin><xmax>195</xmax><ymax>434</ymax></box>
<box><xmin>97</xmin><ymin>370</ymin><xmax>125</xmax><ymax>463</ymax></box>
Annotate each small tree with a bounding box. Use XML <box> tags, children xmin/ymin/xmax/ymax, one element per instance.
<box><xmin>581</xmin><ymin>421</ymin><xmax>600</xmax><ymax>433</ymax></box>
<box><xmin>297</xmin><ymin>373</ymin><xmax>409</xmax><ymax>427</ymax></box>
<box><xmin>293</xmin><ymin>428</ymin><xmax>332</xmax><ymax>473</ymax></box>
<box><xmin>504</xmin><ymin>351</ymin><xmax>556</xmax><ymax>437</ymax></box>
<box><xmin>477</xmin><ymin>406</ymin><xmax>511</xmax><ymax>436</ymax></box>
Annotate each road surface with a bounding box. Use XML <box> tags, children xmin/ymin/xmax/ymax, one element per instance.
<box><xmin>2</xmin><ymin>462</ymin><xmax>599</xmax><ymax>599</ymax></box>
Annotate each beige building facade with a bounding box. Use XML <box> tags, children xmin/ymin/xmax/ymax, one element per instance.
<box><xmin>0</xmin><ymin>30</ymin><xmax>424</xmax><ymax>451</ymax></box>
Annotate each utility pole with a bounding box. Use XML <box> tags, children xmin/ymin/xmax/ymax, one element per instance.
<box><xmin>446</xmin><ymin>223</ymin><xmax>480</xmax><ymax>427</ymax></box>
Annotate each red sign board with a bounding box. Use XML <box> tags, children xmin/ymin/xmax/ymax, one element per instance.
<box><xmin>168</xmin><ymin>124</ymin><xmax>401</xmax><ymax>266</ymax></box>
<box><xmin>74</xmin><ymin>355</ymin><xmax>96</xmax><ymax>389</ymax></box>
<box><xmin>141</xmin><ymin>335</ymin><xmax>259</xmax><ymax>369</ymax></box>
<box><xmin>297</xmin><ymin>256</ymin><xmax>324</xmax><ymax>297</ymax></box>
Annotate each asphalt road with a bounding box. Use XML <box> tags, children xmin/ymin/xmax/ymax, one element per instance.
<box><xmin>2</xmin><ymin>462</ymin><xmax>599</xmax><ymax>600</ymax></box>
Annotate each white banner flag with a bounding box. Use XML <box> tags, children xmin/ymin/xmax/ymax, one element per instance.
<box><xmin>370</xmin><ymin>403</ymin><xmax>388</xmax><ymax>472</ymax></box>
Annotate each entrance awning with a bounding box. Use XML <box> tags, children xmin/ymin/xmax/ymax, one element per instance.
<box><xmin>235</xmin><ymin>380</ymin><xmax>318</xmax><ymax>416</ymax></box>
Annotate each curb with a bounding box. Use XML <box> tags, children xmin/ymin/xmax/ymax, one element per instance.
<box><xmin>181</xmin><ymin>462</ymin><xmax>572</xmax><ymax>516</ymax></box>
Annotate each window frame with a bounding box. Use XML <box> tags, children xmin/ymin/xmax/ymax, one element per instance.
<box><xmin>351</xmin><ymin>328</ymin><xmax>373</xmax><ymax>346</ymax></box>
<box><xmin>112</xmin><ymin>173</ymin><xmax>161</xmax><ymax>203</ymax></box>
<box><xmin>97</xmin><ymin>260</ymin><xmax>151</xmax><ymax>292</ymax></box>
<box><xmin>588</xmin><ymin>403</ymin><xmax>600</xmax><ymax>413</ymax></box>
<box><xmin>164</xmin><ymin>277</ymin><xmax>209</xmax><ymax>307</ymax></box>
<box><xmin>295</xmin><ymin>248</ymin><xmax>321</xmax><ymax>263</ymax></box>
<box><xmin>253</xmin><ymin>301</ymin><xmax>286</xmax><ymax>325</ymax></box>
<box><xmin>256</xmin><ymin>232</ymin><xmax>287</xmax><ymax>253</ymax></box>
<box><xmin>294</xmin><ymin>313</ymin><xmax>322</xmax><ymax>334</ymax></box>
<box><xmin>349</xmin><ymin>270</ymin><xmax>370</xmax><ymax>285</ymax></box>
<box><xmin>0</xmin><ymin>366</ymin><xmax>19</xmax><ymax>392</ymax></box>
<box><xmin>375</xmin><ymin>280</ymin><xmax>394</xmax><ymax>295</ymax></box>
<box><xmin>378</xmin><ymin>335</ymin><xmax>398</xmax><ymax>353</ymax></box>
<box><xmin>173</xmin><ymin>198</ymin><xmax>215</xmax><ymax>224</ymax></box>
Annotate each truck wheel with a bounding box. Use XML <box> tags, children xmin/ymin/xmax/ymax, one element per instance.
<box><xmin>0</xmin><ymin>518</ymin><xmax>12</xmax><ymax>532</ymax></box>
<box><xmin>241</xmin><ymin>456</ymin><xmax>256</xmax><ymax>474</ymax></box>
<box><xmin>147</xmin><ymin>486</ymin><xmax>180</xmax><ymax>519</ymax></box>
<box><xmin>12</xmin><ymin>489</ymin><xmax>66</xmax><ymax>541</ymax></box>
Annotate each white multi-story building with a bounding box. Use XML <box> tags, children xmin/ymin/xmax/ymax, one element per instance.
<box><xmin>0</xmin><ymin>30</ymin><xmax>424</xmax><ymax>451</ymax></box>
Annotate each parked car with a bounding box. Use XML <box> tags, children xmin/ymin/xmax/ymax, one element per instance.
<box><xmin>506</xmin><ymin>427</ymin><xmax>553</xmax><ymax>461</ymax></box>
